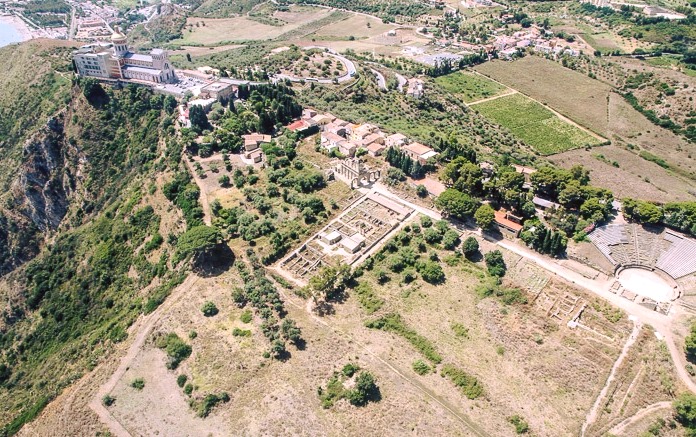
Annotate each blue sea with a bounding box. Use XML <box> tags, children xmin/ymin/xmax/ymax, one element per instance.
<box><xmin>0</xmin><ymin>20</ymin><xmax>24</xmax><ymax>48</ymax></box>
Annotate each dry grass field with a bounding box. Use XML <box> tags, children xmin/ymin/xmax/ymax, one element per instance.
<box><xmin>312</xmin><ymin>13</ymin><xmax>393</xmax><ymax>39</ymax></box>
<box><xmin>173</xmin><ymin>6</ymin><xmax>334</xmax><ymax>45</ymax></box>
<box><xmin>550</xmin><ymin>145</ymin><xmax>696</xmax><ymax>202</ymax></box>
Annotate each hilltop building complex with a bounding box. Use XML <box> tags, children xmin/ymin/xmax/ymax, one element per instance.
<box><xmin>73</xmin><ymin>28</ymin><xmax>177</xmax><ymax>84</ymax></box>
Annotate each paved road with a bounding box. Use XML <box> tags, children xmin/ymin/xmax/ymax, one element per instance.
<box><xmin>370</xmin><ymin>68</ymin><xmax>386</xmax><ymax>90</ymax></box>
<box><xmin>395</xmin><ymin>73</ymin><xmax>407</xmax><ymax>92</ymax></box>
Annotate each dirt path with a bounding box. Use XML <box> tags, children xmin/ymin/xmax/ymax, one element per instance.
<box><xmin>470</xmin><ymin>70</ymin><xmax>608</xmax><ymax>143</ymax></box>
<box><xmin>581</xmin><ymin>319</ymin><xmax>642</xmax><ymax>436</ymax></box>
<box><xmin>466</xmin><ymin>89</ymin><xmax>518</xmax><ymax>106</ymax></box>
<box><xmin>88</xmin><ymin>274</ymin><xmax>200</xmax><ymax>437</ymax></box>
<box><xmin>608</xmin><ymin>401</ymin><xmax>672</xmax><ymax>435</ymax></box>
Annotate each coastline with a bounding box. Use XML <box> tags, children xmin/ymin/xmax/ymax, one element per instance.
<box><xmin>0</xmin><ymin>14</ymin><xmax>34</xmax><ymax>42</ymax></box>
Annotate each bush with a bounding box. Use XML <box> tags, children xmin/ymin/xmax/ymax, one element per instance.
<box><xmin>130</xmin><ymin>378</ymin><xmax>145</xmax><ymax>390</ymax></box>
<box><xmin>420</xmin><ymin>215</ymin><xmax>432</xmax><ymax>228</ymax></box>
<box><xmin>412</xmin><ymin>360</ymin><xmax>431</xmax><ymax>375</ymax></box>
<box><xmin>441</xmin><ymin>364</ymin><xmax>483</xmax><ymax>399</ymax></box>
<box><xmin>157</xmin><ymin>332</ymin><xmax>192</xmax><ymax>369</ymax></box>
<box><xmin>201</xmin><ymin>301</ymin><xmax>219</xmax><ymax>317</ymax></box>
<box><xmin>232</xmin><ymin>328</ymin><xmax>252</xmax><ymax>337</ymax></box>
<box><xmin>365</xmin><ymin>313</ymin><xmax>441</xmax><ymax>364</ymax></box>
<box><xmin>508</xmin><ymin>415</ymin><xmax>529</xmax><ymax>434</ymax></box>
<box><xmin>417</xmin><ymin>260</ymin><xmax>445</xmax><ymax>284</ymax></box>
<box><xmin>342</xmin><ymin>363</ymin><xmax>360</xmax><ymax>377</ymax></box>
<box><xmin>102</xmin><ymin>395</ymin><xmax>116</xmax><ymax>406</ymax></box>
<box><xmin>451</xmin><ymin>323</ymin><xmax>469</xmax><ymax>338</ymax></box>
<box><xmin>177</xmin><ymin>374</ymin><xmax>188</xmax><ymax>387</ymax></box>
<box><xmin>423</xmin><ymin>228</ymin><xmax>443</xmax><ymax>245</ymax></box>
<box><xmin>240</xmin><ymin>310</ymin><xmax>253</xmax><ymax>323</ymax></box>
<box><xmin>184</xmin><ymin>383</ymin><xmax>194</xmax><ymax>395</ymax></box>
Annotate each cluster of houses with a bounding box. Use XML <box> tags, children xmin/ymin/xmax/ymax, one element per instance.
<box><xmin>492</xmin><ymin>28</ymin><xmax>581</xmax><ymax>59</ymax></box>
<box><xmin>293</xmin><ymin>109</ymin><xmax>440</xmax><ymax>164</ymax></box>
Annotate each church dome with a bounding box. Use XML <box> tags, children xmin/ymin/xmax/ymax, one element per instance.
<box><xmin>111</xmin><ymin>27</ymin><xmax>127</xmax><ymax>43</ymax></box>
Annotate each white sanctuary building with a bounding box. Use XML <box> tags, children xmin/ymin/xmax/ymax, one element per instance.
<box><xmin>73</xmin><ymin>27</ymin><xmax>177</xmax><ymax>84</ymax></box>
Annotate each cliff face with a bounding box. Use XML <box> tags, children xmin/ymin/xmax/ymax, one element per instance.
<box><xmin>12</xmin><ymin>113</ymin><xmax>78</xmax><ymax>232</ymax></box>
<box><xmin>0</xmin><ymin>112</ymin><xmax>83</xmax><ymax>274</ymax></box>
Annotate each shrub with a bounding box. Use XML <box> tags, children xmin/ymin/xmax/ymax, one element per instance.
<box><xmin>442</xmin><ymin>229</ymin><xmax>460</xmax><ymax>250</ymax></box>
<box><xmin>201</xmin><ymin>301</ymin><xmax>219</xmax><ymax>317</ymax></box>
<box><xmin>177</xmin><ymin>374</ymin><xmax>188</xmax><ymax>388</ymax></box>
<box><xmin>417</xmin><ymin>261</ymin><xmax>445</xmax><ymax>284</ymax></box>
<box><xmin>240</xmin><ymin>310</ymin><xmax>253</xmax><ymax>323</ymax></box>
<box><xmin>130</xmin><ymin>378</ymin><xmax>145</xmax><ymax>390</ymax></box>
<box><xmin>195</xmin><ymin>392</ymin><xmax>230</xmax><ymax>417</ymax></box>
<box><xmin>232</xmin><ymin>328</ymin><xmax>252</xmax><ymax>337</ymax></box>
<box><xmin>441</xmin><ymin>364</ymin><xmax>483</xmax><ymax>399</ymax></box>
<box><xmin>365</xmin><ymin>313</ymin><xmax>441</xmax><ymax>364</ymax></box>
<box><xmin>420</xmin><ymin>215</ymin><xmax>433</xmax><ymax>228</ymax></box>
<box><xmin>189</xmin><ymin>330</ymin><xmax>197</xmax><ymax>339</ymax></box>
<box><xmin>451</xmin><ymin>323</ymin><xmax>469</xmax><ymax>338</ymax></box>
<box><xmin>412</xmin><ymin>360</ymin><xmax>431</xmax><ymax>375</ymax></box>
<box><xmin>508</xmin><ymin>415</ymin><xmax>529</xmax><ymax>434</ymax></box>
<box><xmin>102</xmin><ymin>395</ymin><xmax>116</xmax><ymax>406</ymax></box>
<box><xmin>342</xmin><ymin>363</ymin><xmax>360</xmax><ymax>377</ymax></box>
<box><xmin>184</xmin><ymin>383</ymin><xmax>194</xmax><ymax>395</ymax></box>
<box><xmin>157</xmin><ymin>332</ymin><xmax>192</xmax><ymax>369</ymax></box>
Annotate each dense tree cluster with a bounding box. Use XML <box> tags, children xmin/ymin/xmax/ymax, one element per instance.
<box><xmin>384</xmin><ymin>146</ymin><xmax>425</xmax><ymax>179</ymax></box>
<box><xmin>232</xmin><ymin>252</ymin><xmax>303</xmax><ymax>359</ymax></box>
<box><xmin>520</xmin><ymin>221</ymin><xmax>567</xmax><ymax>257</ymax></box>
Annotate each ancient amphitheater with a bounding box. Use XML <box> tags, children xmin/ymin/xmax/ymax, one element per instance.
<box><xmin>588</xmin><ymin>223</ymin><xmax>696</xmax><ymax>313</ymax></box>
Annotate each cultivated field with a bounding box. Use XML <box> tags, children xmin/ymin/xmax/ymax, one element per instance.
<box><xmin>475</xmin><ymin>57</ymin><xmax>696</xmax><ymax>191</ymax></box>
<box><xmin>434</xmin><ymin>71</ymin><xmax>508</xmax><ymax>103</ymax></box>
<box><xmin>473</xmin><ymin>93</ymin><xmax>602</xmax><ymax>155</ymax></box>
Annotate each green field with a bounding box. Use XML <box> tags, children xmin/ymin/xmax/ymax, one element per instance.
<box><xmin>474</xmin><ymin>93</ymin><xmax>601</xmax><ymax>155</ymax></box>
<box><xmin>434</xmin><ymin>71</ymin><xmax>507</xmax><ymax>103</ymax></box>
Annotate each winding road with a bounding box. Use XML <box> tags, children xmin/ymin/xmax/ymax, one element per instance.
<box><xmin>273</xmin><ymin>46</ymin><xmax>357</xmax><ymax>84</ymax></box>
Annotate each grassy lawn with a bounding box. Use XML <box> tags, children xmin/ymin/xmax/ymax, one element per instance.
<box><xmin>474</xmin><ymin>93</ymin><xmax>601</xmax><ymax>155</ymax></box>
<box><xmin>434</xmin><ymin>71</ymin><xmax>507</xmax><ymax>103</ymax></box>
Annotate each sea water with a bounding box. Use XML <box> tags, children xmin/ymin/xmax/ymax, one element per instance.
<box><xmin>0</xmin><ymin>20</ymin><xmax>23</xmax><ymax>48</ymax></box>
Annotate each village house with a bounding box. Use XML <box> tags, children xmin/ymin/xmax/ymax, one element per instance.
<box><xmin>401</xmin><ymin>142</ymin><xmax>439</xmax><ymax>164</ymax></box>
<box><xmin>311</xmin><ymin>113</ymin><xmax>334</xmax><ymax>127</ymax></box>
<box><xmin>198</xmin><ymin>81</ymin><xmax>236</xmax><ymax>102</ymax></box>
<box><xmin>321</xmin><ymin>132</ymin><xmax>346</xmax><ymax>152</ymax></box>
<box><xmin>242</xmin><ymin>133</ymin><xmax>271</xmax><ymax>155</ymax></box>
<box><xmin>366</xmin><ymin>143</ymin><xmax>386</xmax><ymax>157</ymax></box>
<box><xmin>386</xmin><ymin>133</ymin><xmax>408</xmax><ymax>148</ymax></box>
<box><xmin>350</xmin><ymin>124</ymin><xmax>379</xmax><ymax>142</ymax></box>
<box><xmin>533</xmin><ymin>196</ymin><xmax>559</xmax><ymax>211</ymax></box>
<box><xmin>494</xmin><ymin>210</ymin><xmax>523</xmax><ymax>237</ymax></box>
<box><xmin>325</xmin><ymin>121</ymin><xmax>348</xmax><ymax>137</ymax></box>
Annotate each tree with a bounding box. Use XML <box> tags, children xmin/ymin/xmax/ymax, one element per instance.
<box><xmin>442</xmin><ymin>229</ymin><xmax>460</xmax><ymax>250</ymax></box>
<box><xmin>435</xmin><ymin>189</ymin><xmax>479</xmax><ymax>219</ymax></box>
<box><xmin>308</xmin><ymin>262</ymin><xmax>352</xmax><ymax>302</ymax></box>
<box><xmin>416</xmin><ymin>185</ymin><xmax>428</xmax><ymax>197</ymax></box>
<box><xmin>347</xmin><ymin>371</ymin><xmax>380</xmax><ymax>406</ymax></box>
<box><xmin>189</xmin><ymin>105</ymin><xmax>211</xmax><ymax>133</ymax></box>
<box><xmin>474</xmin><ymin>204</ymin><xmax>495</xmax><ymax>230</ymax></box>
<box><xmin>281</xmin><ymin>318</ymin><xmax>302</xmax><ymax>345</ymax></box>
<box><xmin>462</xmin><ymin>236</ymin><xmax>479</xmax><ymax>259</ymax></box>
<box><xmin>674</xmin><ymin>393</ymin><xmax>696</xmax><ymax>430</ymax></box>
<box><xmin>686</xmin><ymin>323</ymin><xmax>696</xmax><ymax>363</ymax></box>
<box><xmin>218</xmin><ymin>174</ymin><xmax>230</xmax><ymax>187</ymax></box>
<box><xmin>175</xmin><ymin>226</ymin><xmax>223</xmax><ymax>265</ymax></box>
<box><xmin>485</xmin><ymin>250</ymin><xmax>506</xmax><ymax>277</ymax></box>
